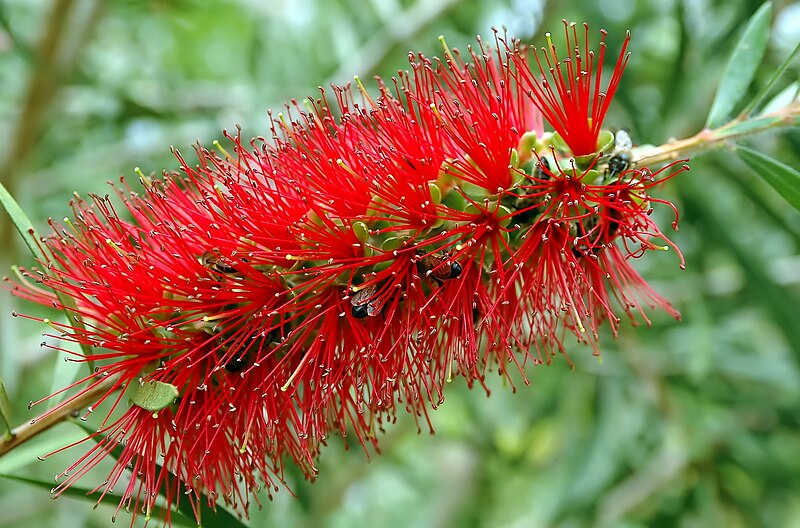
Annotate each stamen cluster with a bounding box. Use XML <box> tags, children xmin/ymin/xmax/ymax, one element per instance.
<box><xmin>4</xmin><ymin>23</ymin><xmax>688</xmax><ymax>526</ymax></box>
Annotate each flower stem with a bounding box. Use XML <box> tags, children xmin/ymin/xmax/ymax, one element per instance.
<box><xmin>632</xmin><ymin>103</ymin><xmax>800</xmax><ymax>166</ymax></box>
<box><xmin>0</xmin><ymin>375</ymin><xmax>119</xmax><ymax>458</ymax></box>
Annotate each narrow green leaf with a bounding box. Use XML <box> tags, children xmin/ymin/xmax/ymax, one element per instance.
<box><xmin>726</xmin><ymin>158</ymin><xmax>800</xmax><ymax>249</ymax></box>
<box><xmin>706</xmin><ymin>2</ymin><xmax>773</xmax><ymax>127</ymax></box>
<box><xmin>191</xmin><ymin>496</ymin><xmax>248</xmax><ymax>528</ymax></box>
<box><xmin>758</xmin><ymin>81</ymin><xmax>800</xmax><ymax>116</ymax></box>
<box><xmin>0</xmin><ymin>378</ymin><xmax>12</xmax><ymax>439</ymax></box>
<box><xmin>0</xmin><ymin>181</ymin><xmax>45</xmax><ymax>259</ymax></box>
<box><xmin>744</xmin><ymin>39</ymin><xmax>800</xmax><ymax>116</ymax></box>
<box><xmin>736</xmin><ymin>146</ymin><xmax>800</xmax><ymax>211</ymax></box>
<box><xmin>718</xmin><ymin>115</ymin><xmax>782</xmax><ymax>138</ymax></box>
<box><xmin>0</xmin><ymin>180</ymin><xmax>95</xmax><ymax>370</ymax></box>
<box><xmin>129</xmin><ymin>380</ymin><xmax>179</xmax><ymax>412</ymax></box>
<box><xmin>0</xmin><ymin>474</ymin><xmax>196</xmax><ymax>527</ymax></box>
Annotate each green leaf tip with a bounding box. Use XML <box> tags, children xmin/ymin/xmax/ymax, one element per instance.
<box><xmin>737</xmin><ymin>146</ymin><xmax>800</xmax><ymax>212</ymax></box>
<box><xmin>0</xmin><ymin>181</ymin><xmax>96</xmax><ymax>372</ymax></box>
<box><xmin>0</xmin><ymin>180</ymin><xmax>43</xmax><ymax>260</ymax></box>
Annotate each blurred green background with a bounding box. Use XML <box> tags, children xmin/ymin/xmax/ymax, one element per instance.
<box><xmin>1</xmin><ymin>0</ymin><xmax>799</xmax><ymax>527</ymax></box>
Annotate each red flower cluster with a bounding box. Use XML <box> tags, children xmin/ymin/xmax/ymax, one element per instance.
<box><xmin>5</xmin><ymin>24</ymin><xmax>687</xmax><ymax>526</ymax></box>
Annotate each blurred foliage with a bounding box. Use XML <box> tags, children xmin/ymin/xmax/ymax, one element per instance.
<box><xmin>0</xmin><ymin>0</ymin><xmax>799</xmax><ymax>527</ymax></box>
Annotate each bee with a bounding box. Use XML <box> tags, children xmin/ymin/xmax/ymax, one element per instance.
<box><xmin>350</xmin><ymin>284</ymin><xmax>385</xmax><ymax>319</ymax></box>
<box><xmin>532</xmin><ymin>157</ymin><xmax>552</xmax><ymax>181</ymax></box>
<box><xmin>224</xmin><ymin>348</ymin><xmax>254</xmax><ymax>373</ymax></box>
<box><xmin>571</xmin><ymin>210</ymin><xmax>621</xmax><ymax>258</ymax></box>
<box><xmin>504</xmin><ymin>158</ymin><xmax>550</xmax><ymax>224</ymax></box>
<box><xmin>416</xmin><ymin>251</ymin><xmax>462</xmax><ymax>284</ymax></box>
<box><xmin>201</xmin><ymin>251</ymin><xmax>240</xmax><ymax>275</ymax></box>
<box><xmin>219</xmin><ymin>329</ymin><xmax>277</xmax><ymax>373</ymax></box>
<box><xmin>209</xmin><ymin>334</ymin><xmax>255</xmax><ymax>373</ymax></box>
<box><xmin>605</xmin><ymin>129</ymin><xmax>633</xmax><ymax>178</ymax></box>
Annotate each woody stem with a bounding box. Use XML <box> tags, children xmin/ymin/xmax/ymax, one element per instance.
<box><xmin>632</xmin><ymin>103</ymin><xmax>800</xmax><ymax>166</ymax></box>
<box><xmin>0</xmin><ymin>375</ymin><xmax>120</xmax><ymax>458</ymax></box>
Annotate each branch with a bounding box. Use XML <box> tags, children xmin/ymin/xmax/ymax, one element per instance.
<box><xmin>0</xmin><ymin>375</ymin><xmax>120</xmax><ymax>458</ymax></box>
<box><xmin>632</xmin><ymin>103</ymin><xmax>800</xmax><ymax>167</ymax></box>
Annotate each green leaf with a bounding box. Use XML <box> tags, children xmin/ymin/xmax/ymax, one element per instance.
<box><xmin>706</xmin><ymin>2</ymin><xmax>773</xmax><ymax>128</ymax></box>
<box><xmin>190</xmin><ymin>496</ymin><xmax>248</xmax><ymax>528</ymax></box>
<box><xmin>0</xmin><ymin>181</ymin><xmax>45</xmax><ymax>261</ymax></box>
<box><xmin>758</xmin><ymin>81</ymin><xmax>800</xmax><ymax>116</ymax></box>
<box><xmin>718</xmin><ymin>115</ymin><xmax>783</xmax><ymax>138</ymax></box>
<box><xmin>736</xmin><ymin>146</ymin><xmax>800</xmax><ymax>211</ymax></box>
<box><xmin>129</xmin><ymin>380</ymin><xmax>179</xmax><ymax>412</ymax></box>
<box><xmin>0</xmin><ymin>378</ymin><xmax>11</xmax><ymax>439</ymax></box>
<box><xmin>0</xmin><ymin>181</ymin><xmax>96</xmax><ymax>371</ymax></box>
<box><xmin>0</xmin><ymin>473</ymin><xmax>197</xmax><ymax>527</ymax></box>
<box><xmin>744</xmin><ymin>39</ymin><xmax>800</xmax><ymax>116</ymax></box>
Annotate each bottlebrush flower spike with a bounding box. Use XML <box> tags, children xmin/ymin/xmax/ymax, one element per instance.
<box><xmin>6</xmin><ymin>187</ymin><xmax>316</xmax><ymax>521</ymax></box>
<box><xmin>514</xmin><ymin>20</ymin><xmax>631</xmax><ymax>156</ymax></box>
<box><xmin>3</xmin><ymin>26</ymin><xmax>688</xmax><ymax>527</ymax></box>
<box><xmin>418</xmin><ymin>33</ymin><xmax>544</xmax><ymax>192</ymax></box>
<box><xmin>500</xmin><ymin>155</ymin><xmax>688</xmax><ymax>362</ymax></box>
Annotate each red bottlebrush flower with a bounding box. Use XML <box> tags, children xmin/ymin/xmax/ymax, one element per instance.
<box><xmin>501</xmin><ymin>155</ymin><xmax>689</xmax><ymax>360</ymax></box>
<box><xmin>4</xmin><ymin>27</ymin><xmax>688</xmax><ymax>527</ymax></box>
<box><xmin>415</xmin><ymin>32</ymin><xmax>544</xmax><ymax>192</ymax></box>
<box><xmin>6</xmin><ymin>188</ymin><xmax>314</xmax><ymax>523</ymax></box>
<box><xmin>514</xmin><ymin>21</ymin><xmax>631</xmax><ymax>156</ymax></box>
